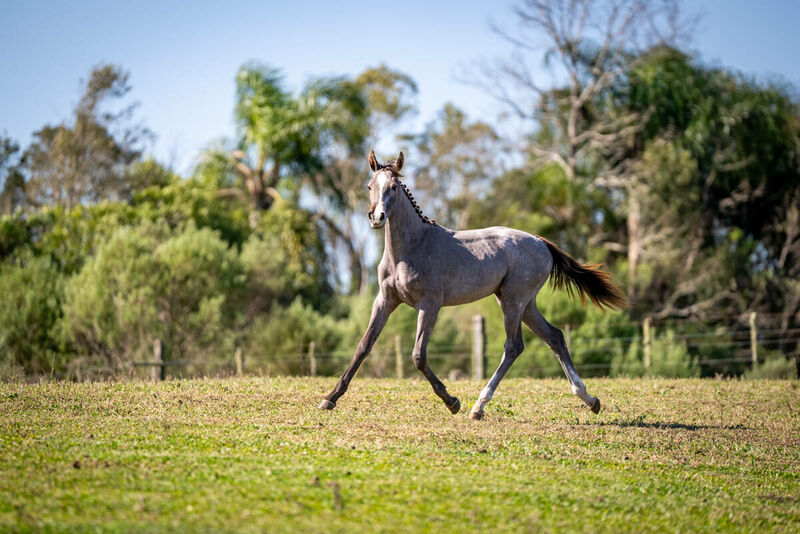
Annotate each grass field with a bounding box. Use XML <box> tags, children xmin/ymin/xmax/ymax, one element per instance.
<box><xmin>1</xmin><ymin>377</ymin><xmax>799</xmax><ymax>533</ymax></box>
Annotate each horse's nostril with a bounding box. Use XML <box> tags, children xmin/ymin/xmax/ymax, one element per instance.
<box><xmin>378</xmin><ymin>212</ymin><xmax>385</xmax><ymax>221</ymax></box>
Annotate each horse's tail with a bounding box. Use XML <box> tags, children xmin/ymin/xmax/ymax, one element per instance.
<box><xmin>539</xmin><ymin>237</ymin><xmax>628</xmax><ymax>311</ymax></box>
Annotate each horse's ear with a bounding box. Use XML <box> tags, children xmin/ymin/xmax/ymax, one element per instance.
<box><xmin>395</xmin><ymin>151</ymin><xmax>404</xmax><ymax>171</ymax></box>
<box><xmin>368</xmin><ymin>150</ymin><xmax>379</xmax><ymax>172</ymax></box>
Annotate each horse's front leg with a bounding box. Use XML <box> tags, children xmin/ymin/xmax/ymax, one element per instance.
<box><xmin>412</xmin><ymin>301</ymin><xmax>460</xmax><ymax>414</ymax></box>
<box><xmin>318</xmin><ymin>292</ymin><xmax>398</xmax><ymax>410</ymax></box>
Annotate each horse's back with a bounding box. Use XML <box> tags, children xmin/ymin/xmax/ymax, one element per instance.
<box><xmin>435</xmin><ymin>225</ymin><xmax>552</xmax><ymax>305</ymax></box>
<box><xmin>453</xmin><ymin>226</ymin><xmax>549</xmax><ymax>264</ymax></box>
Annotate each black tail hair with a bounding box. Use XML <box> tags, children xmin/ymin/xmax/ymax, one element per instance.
<box><xmin>540</xmin><ymin>237</ymin><xmax>628</xmax><ymax>311</ymax></box>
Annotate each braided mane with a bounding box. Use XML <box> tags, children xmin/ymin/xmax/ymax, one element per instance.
<box><xmin>377</xmin><ymin>158</ymin><xmax>437</xmax><ymax>226</ymax></box>
<box><xmin>397</xmin><ymin>180</ymin><xmax>437</xmax><ymax>226</ymax></box>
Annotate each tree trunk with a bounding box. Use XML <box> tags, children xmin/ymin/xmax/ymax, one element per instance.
<box><xmin>627</xmin><ymin>193</ymin><xmax>641</xmax><ymax>301</ymax></box>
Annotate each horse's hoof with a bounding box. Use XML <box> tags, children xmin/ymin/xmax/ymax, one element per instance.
<box><xmin>590</xmin><ymin>397</ymin><xmax>601</xmax><ymax>414</ymax></box>
<box><xmin>469</xmin><ymin>410</ymin><xmax>484</xmax><ymax>420</ymax></box>
<box><xmin>447</xmin><ymin>398</ymin><xmax>461</xmax><ymax>415</ymax></box>
<box><xmin>318</xmin><ymin>399</ymin><xmax>336</xmax><ymax>410</ymax></box>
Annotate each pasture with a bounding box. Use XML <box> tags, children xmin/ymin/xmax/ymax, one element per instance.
<box><xmin>1</xmin><ymin>377</ymin><xmax>798</xmax><ymax>532</ymax></box>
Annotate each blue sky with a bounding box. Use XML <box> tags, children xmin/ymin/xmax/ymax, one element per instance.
<box><xmin>2</xmin><ymin>1</ymin><xmax>799</xmax><ymax>173</ymax></box>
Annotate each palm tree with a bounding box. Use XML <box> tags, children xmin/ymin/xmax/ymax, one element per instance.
<box><xmin>201</xmin><ymin>62</ymin><xmax>370</xmax><ymax>292</ymax></box>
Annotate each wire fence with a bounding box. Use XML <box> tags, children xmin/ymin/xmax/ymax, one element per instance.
<box><xmin>129</xmin><ymin>311</ymin><xmax>799</xmax><ymax>381</ymax></box>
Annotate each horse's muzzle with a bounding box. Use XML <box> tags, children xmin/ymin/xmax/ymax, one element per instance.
<box><xmin>368</xmin><ymin>210</ymin><xmax>386</xmax><ymax>228</ymax></box>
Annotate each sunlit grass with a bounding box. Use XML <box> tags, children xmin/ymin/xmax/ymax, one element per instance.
<box><xmin>1</xmin><ymin>377</ymin><xmax>798</xmax><ymax>532</ymax></box>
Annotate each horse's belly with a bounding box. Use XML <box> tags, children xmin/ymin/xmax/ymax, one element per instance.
<box><xmin>441</xmin><ymin>266</ymin><xmax>505</xmax><ymax>306</ymax></box>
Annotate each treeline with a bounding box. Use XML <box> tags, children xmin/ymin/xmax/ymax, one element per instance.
<box><xmin>1</xmin><ymin>1</ymin><xmax>799</xmax><ymax>380</ymax></box>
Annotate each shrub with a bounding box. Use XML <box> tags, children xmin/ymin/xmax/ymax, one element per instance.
<box><xmin>60</xmin><ymin>223</ymin><xmax>243</xmax><ymax>376</ymax></box>
<box><xmin>241</xmin><ymin>298</ymin><xmax>344</xmax><ymax>376</ymax></box>
<box><xmin>742</xmin><ymin>357</ymin><xmax>798</xmax><ymax>380</ymax></box>
<box><xmin>0</xmin><ymin>256</ymin><xmax>65</xmax><ymax>375</ymax></box>
<box><xmin>611</xmin><ymin>329</ymin><xmax>700</xmax><ymax>377</ymax></box>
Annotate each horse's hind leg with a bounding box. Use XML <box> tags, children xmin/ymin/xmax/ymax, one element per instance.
<box><xmin>412</xmin><ymin>301</ymin><xmax>460</xmax><ymax>414</ymax></box>
<box><xmin>469</xmin><ymin>297</ymin><xmax>526</xmax><ymax>420</ymax></box>
<box><xmin>523</xmin><ymin>303</ymin><xmax>601</xmax><ymax>413</ymax></box>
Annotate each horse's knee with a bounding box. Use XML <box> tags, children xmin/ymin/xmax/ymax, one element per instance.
<box><xmin>412</xmin><ymin>351</ymin><xmax>426</xmax><ymax>371</ymax></box>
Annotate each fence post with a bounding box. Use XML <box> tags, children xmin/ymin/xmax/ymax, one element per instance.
<box><xmin>394</xmin><ymin>335</ymin><xmax>404</xmax><ymax>378</ymax></box>
<box><xmin>234</xmin><ymin>347</ymin><xmax>243</xmax><ymax>376</ymax></box>
<box><xmin>472</xmin><ymin>315</ymin><xmax>486</xmax><ymax>380</ymax></box>
<box><xmin>749</xmin><ymin>312</ymin><xmax>758</xmax><ymax>368</ymax></box>
<box><xmin>564</xmin><ymin>324</ymin><xmax>572</xmax><ymax>353</ymax></box>
<box><xmin>153</xmin><ymin>339</ymin><xmax>165</xmax><ymax>381</ymax></box>
<box><xmin>642</xmin><ymin>317</ymin><xmax>652</xmax><ymax>370</ymax></box>
<box><xmin>309</xmin><ymin>342</ymin><xmax>317</xmax><ymax>377</ymax></box>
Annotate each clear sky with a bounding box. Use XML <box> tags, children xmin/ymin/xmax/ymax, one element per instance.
<box><xmin>2</xmin><ymin>0</ymin><xmax>799</xmax><ymax>174</ymax></box>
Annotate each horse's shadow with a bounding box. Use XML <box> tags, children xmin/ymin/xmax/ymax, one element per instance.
<box><xmin>581</xmin><ymin>419</ymin><xmax>747</xmax><ymax>431</ymax></box>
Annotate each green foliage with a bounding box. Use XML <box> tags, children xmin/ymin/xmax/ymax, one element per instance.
<box><xmin>60</xmin><ymin>223</ymin><xmax>244</xmax><ymax>376</ymax></box>
<box><xmin>612</xmin><ymin>330</ymin><xmax>700</xmax><ymax>378</ymax></box>
<box><xmin>624</xmin><ymin>47</ymin><xmax>800</xmax><ymax>317</ymax></box>
<box><xmin>408</xmin><ymin>103</ymin><xmax>503</xmax><ymax>229</ymax></box>
<box><xmin>0</xmin><ymin>135</ymin><xmax>25</xmax><ymax>215</ymax></box>
<box><xmin>0</xmin><ymin>256</ymin><xmax>65</xmax><ymax>375</ymax></box>
<box><xmin>3</xmin><ymin>49</ymin><xmax>799</xmax><ymax>381</ymax></box>
<box><xmin>232</xmin><ymin>62</ymin><xmax>370</xmax><ymax>204</ymax></box>
<box><xmin>132</xmin><ymin>174</ymin><xmax>251</xmax><ymax>248</ymax></box>
<box><xmin>355</xmin><ymin>64</ymin><xmax>418</xmax><ymax>125</ymax></box>
<box><xmin>257</xmin><ymin>201</ymin><xmax>332</xmax><ymax>308</ymax></box>
<box><xmin>242</xmin><ymin>298</ymin><xmax>344</xmax><ymax>376</ymax></box>
<box><xmin>23</xmin><ymin>64</ymin><xmax>148</xmax><ymax>209</ymax></box>
<box><xmin>742</xmin><ymin>357</ymin><xmax>798</xmax><ymax>380</ymax></box>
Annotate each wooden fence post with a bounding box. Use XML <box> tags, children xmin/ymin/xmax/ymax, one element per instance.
<box><xmin>153</xmin><ymin>339</ymin><xmax>165</xmax><ymax>381</ymax></box>
<box><xmin>234</xmin><ymin>347</ymin><xmax>243</xmax><ymax>376</ymax></box>
<box><xmin>642</xmin><ymin>317</ymin><xmax>652</xmax><ymax>370</ymax></box>
<box><xmin>309</xmin><ymin>342</ymin><xmax>317</xmax><ymax>377</ymax></box>
<box><xmin>749</xmin><ymin>312</ymin><xmax>758</xmax><ymax>368</ymax></box>
<box><xmin>472</xmin><ymin>315</ymin><xmax>486</xmax><ymax>380</ymax></box>
<box><xmin>394</xmin><ymin>335</ymin><xmax>404</xmax><ymax>378</ymax></box>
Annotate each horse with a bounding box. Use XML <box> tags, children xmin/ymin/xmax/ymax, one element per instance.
<box><xmin>318</xmin><ymin>150</ymin><xmax>627</xmax><ymax>419</ymax></box>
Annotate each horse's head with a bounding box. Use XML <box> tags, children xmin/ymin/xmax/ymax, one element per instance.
<box><xmin>367</xmin><ymin>150</ymin><xmax>404</xmax><ymax>229</ymax></box>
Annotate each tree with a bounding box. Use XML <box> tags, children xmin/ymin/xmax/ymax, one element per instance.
<box><xmin>406</xmin><ymin>104</ymin><xmax>505</xmax><ymax>229</ymax></box>
<box><xmin>204</xmin><ymin>63</ymin><xmax>369</xmax><ymax>224</ymax></box>
<box><xmin>0</xmin><ymin>135</ymin><xmax>25</xmax><ymax>215</ymax></box>
<box><xmin>623</xmin><ymin>48</ymin><xmax>800</xmax><ymax>327</ymax></box>
<box><xmin>202</xmin><ymin>62</ymin><xmax>420</xmax><ymax>294</ymax></box>
<box><xmin>477</xmin><ymin>0</ymin><xmax>692</xmax><ymax>294</ymax></box>
<box><xmin>0</xmin><ymin>256</ymin><xmax>65</xmax><ymax>375</ymax></box>
<box><xmin>60</xmin><ymin>224</ymin><xmax>244</xmax><ymax>375</ymax></box>
<box><xmin>24</xmin><ymin>64</ymin><xmax>149</xmax><ymax>209</ymax></box>
<box><xmin>356</xmin><ymin>63</ymin><xmax>419</xmax><ymax>143</ymax></box>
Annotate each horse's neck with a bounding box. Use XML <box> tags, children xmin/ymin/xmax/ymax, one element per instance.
<box><xmin>384</xmin><ymin>192</ymin><xmax>427</xmax><ymax>262</ymax></box>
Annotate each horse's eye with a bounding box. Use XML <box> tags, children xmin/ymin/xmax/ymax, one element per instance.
<box><xmin>391</xmin><ymin>185</ymin><xmax>397</xmax><ymax>191</ymax></box>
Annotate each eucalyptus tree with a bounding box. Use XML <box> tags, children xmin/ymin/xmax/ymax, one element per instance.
<box><xmin>406</xmin><ymin>103</ymin><xmax>504</xmax><ymax>230</ymax></box>
<box><xmin>23</xmin><ymin>64</ymin><xmax>149</xmax><ymax>209</ymax></box>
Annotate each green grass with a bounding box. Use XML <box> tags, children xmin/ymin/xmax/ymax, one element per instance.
<box><xmin>1</xmin><ymin>377</ymin><xmax>799</xmax><ymax>533</ymax></box>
